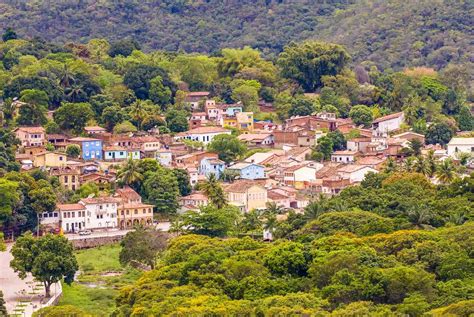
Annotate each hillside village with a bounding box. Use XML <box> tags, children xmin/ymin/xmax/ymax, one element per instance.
<box><xmin>0</xmin><ymin>27</ymin><xmax>473</xmax><ymax>317</ymax></box>
<box><xmin>10</xmin><ymin>92</ymin><xmax>473</xmax><ymax>235</ymax></box>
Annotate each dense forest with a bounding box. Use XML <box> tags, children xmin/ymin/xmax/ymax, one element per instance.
<box><xmin>0</xmin><ymin>0</ymin><xmax>472</xmax><ymax>71</ymax></box>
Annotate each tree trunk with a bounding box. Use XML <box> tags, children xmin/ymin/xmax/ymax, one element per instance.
<box><xmin>44</xmin><ymin>281</ymin><xmax>51</xmax><ymax>298</ymax></box>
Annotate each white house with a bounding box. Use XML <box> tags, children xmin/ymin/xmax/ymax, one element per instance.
<box><xmin>372</xmin><ymin>112</ymin><xmax>405</xmax><ymax>137</ymax></box>
<box><xmin>80</xmin><ymin>197</ymin><xmax>119</xmax><ymax>230</ymax></box>
<box><xmin>156</xmin><ymin>150</ymin><xmax>173</xmax><ymax>166</ymax></box>
<box><xmin>56</xmin><ymin>203</ymin><xmax>87</xmax><ymax>233</ymax></box>
<box><xmin>331</xmin><ymin>150</ymin><xmax>358</xmax><ymax>163</ymax></box>
<box><xmin>337</xmin><ymin>165</ymin><xmax>378</xmax><ymax>183</ymax></box>
<box><xmin>179</xmin><ymin>126</ymin><xmax>231</xmax><ymax>145</ymax></box>
<box><xmin>447</xmin><ymin>138</ymin><xmax>474</xmax><ymax>157</ymax></box>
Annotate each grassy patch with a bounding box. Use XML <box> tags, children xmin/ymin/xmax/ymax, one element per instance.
<box><xmin>58</xmin><ymin>243</ymin><xmax>142</xmax><ymax>316</ymax></box>
<box><xmin>75</xmin><ymin>244</ymin><xmax>123</xmax><ymax>274</ymax></box>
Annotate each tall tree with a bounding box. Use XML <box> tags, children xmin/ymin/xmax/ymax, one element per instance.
<box><xmin>277</xmin><ymin>41</ymin><xmax>350</xmax><ymax>92</ymax></box>
<box><xmin>436</xmin><ymin>159</ymin><xmax>456</xmax><ymax>184</ymax></box>
<box><xmin>53</xmin><ymin>102</ymin><xmax>94</xmax><ymax>134</ymax></box>
<box><xmin>117</xmin><ymin>159</ymin><xmax>143</xmax><ymax>187</ymax></box>
<box><xmin>119</xmin><ymin>227</ymin><xmax>168</xmax><ymax>269</ymax></box>
<box><xmin>143</xmin><ymin>168</ymin><xmax>180</xmax><ymax>214</ymax></box>
<box><xmin>201</xmin><ymin>173</ymin><xmax>227</xmax><ymax>209</ymax></box>
<box><xmin>208</xmin><ymin>134</ymin><xmax>247</xmax><ymax>164</ymax></box>
<box><xmin>10</xmin><ymin>233</ymin><xmax>78</xmax><ymax>297</ymax></box>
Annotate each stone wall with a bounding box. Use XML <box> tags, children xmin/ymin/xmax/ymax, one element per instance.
<box><xmin>71</xmin><ymin>235</ymin><xmax>123</xmax><ymax>249</ymax></box>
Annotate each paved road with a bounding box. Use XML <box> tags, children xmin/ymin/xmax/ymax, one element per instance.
<box><xmin>65</xmin><ymin>222</ymin><xmax>171</xmax><ymax>240</ymax></box>
<box><xmin>0</xmin><ymin>244</ymin><xmax>60</xmax><ymax>317</ymax></box>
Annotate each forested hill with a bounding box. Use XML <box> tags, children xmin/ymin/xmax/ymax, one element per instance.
<box><xmin>316</xmin><ymin>0</ymin><xmax>473</xmax><ymax>71</ymax></box>
<box><xmin>0</xmin><ymin>0</ymin><xmax>472</xmax><ymax>71</ymax></box>
<box><xmin>0</xmin><ymin>0</ymin><xmax>351</xmax><ymax>55</ymax></box>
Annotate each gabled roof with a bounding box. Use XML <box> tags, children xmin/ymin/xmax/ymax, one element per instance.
<box><xmin>187</xmin><ymin>127</ymin><xmax>230</xmax><ymax>134</ymax></box>
<box><xmin>224</xmin><ymin>180</ymin><xmax>266</xmax><ymax>193</ymax></box>
<box><xmin>228</xmin><ymin>162</ymin><xmax>264</xmax><ymax>170</ymax></box>
<box><xmin>238</xmin><ymin>133</ymin><xmax>272</xmax><ymax>142</ymax></box>
<box><xmin>447</xmin><ymin>137</ymin><xmax>474</xmax><ymax>145</ymax></box>
<box><xmin>337</xmin><ymin>164</ymin><xmax>374</xmax><ymax>173</ymax></box>
<box><xmin>84</xmin><ymin>126</ymin><xmax>106</xmax><ymax>132</ymax></box>
<box><xmin>373</xmin><ymin>112</ymin><xmax>404</xmax><ymax>123</ymax></box>
<box><xmin>69</xmin><ymin>137</ymin><xmax>101</xmax><ymax>142</ymax></box>
<box><xmin>186</xmin><ymin>91</ymin><xmax>210</xmax><ymax>97</ymax></box>
<box><xmin>56</xmin><ymin>203</ymin><xmax>86</xmax><ymax>211</ymax></box>
<box><xmin>81</xmin><ymin>197</ymin><xmax>121</xmax><ymax>204</ymax></box>
<box><xmin>15</xmin><ymin>126</ymin><xmax>45</xmax><ymax>134</ymax></box>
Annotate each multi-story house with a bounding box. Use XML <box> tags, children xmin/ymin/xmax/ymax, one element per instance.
<box><xmin>69</xmin><ymin>137</ymin><xmax>103</xmax><ymax>161</ymax></box>
<box><xmin>50</xmin><ymin>166</ymin><xmax>81</xmax><ymax>191</ymax></box>
<box><xmin>115</xmin><ymin>187</ymin><xmax>154</xmax><ymax>229</ymax></box>
<box><xmin>33</xmin><ymin>151</ymin><xmax>67</xmax><ymax>168</ymax></box>
<box><xmin>447</xmin><ymin>137</ymin><xmax>474</xmax><ymax>158</ymax></box>
<box><xmin>372</xmin><ymin>112</ymin><xmax>405</xmax><ymax>137</ymax></box>
<box><xmin>42</xmin><ymin>196</ymin><xmax>119</xmax><ymax>233</ymax></box>
<box><xmin>199</xmin><ymin>157</ymin><xmax>226</xmax><ymax>178</ymax></box>
<box><xmin>80</xmin><ymin>197</ymin><xmax>120</xmax><ymax>229</ymax></box>
<box><xmin>185</xmin><ymin>91</ymin><xmax>210</xmax><ymax>110</ymax></box>
<box><xmin>224</xmin><ymin>180</ymin><xmax>267</xmax><ymax>212</ymax></box>
<box><xmin>15</xmin><ymin>127</ymin><xmax>46</xmax><ymax>147</ymax></box>
<box><xmin>236</xmin><ymin>112</ymin><xmax>254</xmax><ymax>131</ymax></box>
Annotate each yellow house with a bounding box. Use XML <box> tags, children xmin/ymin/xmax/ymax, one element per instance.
<box><xmin>236</xmin><ymin>112</ymin><xmax>254</xmax><ymax>132</ymax></box>
<box><xmin>223</xmin><ymin>116</ymin><xmax>237</xmax><ymax>128</ymax></box>
<box><xmin>33</xmin><ymin>151</ymin><xmax>67</xmax><ymax>168</ymax></box>
<box><xmin>224</xmin><ymin>180</ymin><xmax>267</xmax><ymax>212</ymax></box>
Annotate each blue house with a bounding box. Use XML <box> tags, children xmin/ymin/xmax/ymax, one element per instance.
<box><xmin>199</xmin><ymin>157</ymin><xmax>226</xmax><ymax>178</ymax></box>
<box><xmin>69</xmin><ymin>137</ymin><xmax>103</xmax><ymax>161</ymax></box>
<box><xmin>225</xmin><ymin>105</ymin><xmax>243</xmax><ymax>117</ymax></box>
<box><xmin>104</xmin><ymin>146</ymin><xmax>141</xmax><ymax>161</ymax></box>
<box><xmin>104</xmin><ymin>146</ymin><xmax>128</xmax><ymax>161</ymax></box>
<box><xmin>227</xmin><ymin>162</ymin><xmax>265</xmax><ymax>180</ymax></box>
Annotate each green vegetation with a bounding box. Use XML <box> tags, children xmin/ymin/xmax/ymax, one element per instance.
<box><xmin>58</xmin><ymin>244</ymin><xmax>141</xmax><ymax>317</ymax></box>
<box><xmin>0</xmin><ymin>1</ymin><xmax>471</xmax><ymax>72</ymax></box>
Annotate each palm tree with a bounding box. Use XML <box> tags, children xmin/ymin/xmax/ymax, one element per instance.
<box><xmin>304</xmin><ymin>197</ymin><xmax>328</xmax><ymax>221</ymax></box>
<box><xmin>59</xmin><ymin>64</ymin><xmax>75</xmax><ymax>88</ymax></box>
<box><xmin>425</xmin><ymin>150</ymin><xmax>437</xmax><ymax>177</ymax></box>
<box><xmin>413</xmin><ymin>156</ymin><xmax>429</xmax><ymax>176</ymax></box>
<box><xmin>403</xmin><ymin>156</ymin><xmax>415</xmax><ymax>172</ymax></box>
<box><xmin>264</xmin><ymin>202</ymin><xmax>283</xmax><ymax>215</ymax></box>
<box><xmin>202</xmin><ymin>173</ymin><xmax>227</xmax><ymax>209</ymax></box>
<box><xmin>384</xmin><ymin>157</ymin><xmax>398</xmax><ymax>174</ymax></box>
<box><xmin>435</xmin><ymin>159</ymin><xmax>456</xmax><ymax>184</ymax></box>
<box><xmin>117</xmin><ymin>159</ymin><xmax>143</xmax><ymax>186</ymax></box>
<box><xmin>65</xmin><ymin>85</ymin><xmax>85</xmax><ymax>102</ymax></box>
<box><xmin>407</xmin><ymin>206</ymin><xmax>432</xmax><ymax>228</ymax></box>
<box><xmin>130</xmin><ymin>100</ymin><xmax>147</xmax><ymax>130</ymax></box>
<box><xmin>456</xmin><ymin>152</ymin><xmax>472</xmax><ymax>166</ymax></box>
<box><xmin>240</xmin><ymin>210</ymin><xmax>263</xmax><ymax>235</ymax></box>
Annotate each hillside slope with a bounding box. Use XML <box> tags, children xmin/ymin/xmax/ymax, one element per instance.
<box><xmin>317</xmin><ymin>0</ymin><xmax>473</xmax><ymax>70</ymax></box>
<box><xmin>0</xmin><ymin>0</ymin><xmax>471</xmax><ymax>70</ymax></box>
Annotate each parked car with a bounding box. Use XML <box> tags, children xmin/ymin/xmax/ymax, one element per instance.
<box><xmin>78</xmin><ymin>230</ymin><xmax>92</xmax><ymax>236</ymax></box>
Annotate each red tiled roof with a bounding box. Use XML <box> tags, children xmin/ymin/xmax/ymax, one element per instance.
<box><xmin>56</xmin><ymin>204</ymin><xmax>85</xmax><ymax>211</ymax></box>
<box><xmin>373</xmin><ymin>112</ymin><xmax>404</xmax><ymax>123</ymax></box>
<box><xmin>81</xmin><ymin>197</ymin><xmax>121</xmax><ymax>204</ymax></box>
<box><xmin>15</xmin><ymin>126</ymin><xmax>45</xmax><ymax>133</ymax></box>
